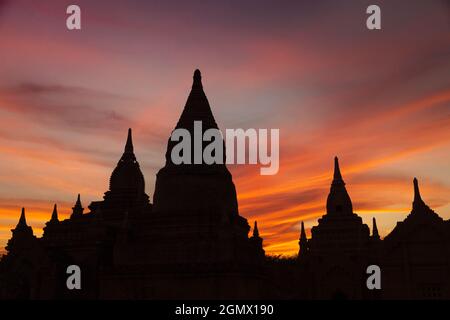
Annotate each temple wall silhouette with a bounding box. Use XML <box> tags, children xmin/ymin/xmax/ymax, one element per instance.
<box><xmin>1</xmin><ymin>70</ymin><xmax>449</xmax><ymax>300</ymax></box>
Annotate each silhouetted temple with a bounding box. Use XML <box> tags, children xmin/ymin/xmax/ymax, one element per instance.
<box><xmin>1</xmin><ymin>70</ymin><xmax>449</xmax><ymax>300</ymax></box>
<box><xmin>296</xmin><ymin>157</ymin><xmax>377</xmax><ymax>299</ymax></box>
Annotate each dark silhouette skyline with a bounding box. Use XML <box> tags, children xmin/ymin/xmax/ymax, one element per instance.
<box><xmin>1</xmin><ymin>0</ymin><xmax>449</xmax><ymax>260</ymax></box>
<box><xmin>1</xmin><ymin>70</ymin><xmax>449</xmax><ymax>300</ymax></box>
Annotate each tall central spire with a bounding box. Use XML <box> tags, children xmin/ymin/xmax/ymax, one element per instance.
<box><xmin>153</xmin><ymin>69</ymin><xmax>241</xmax><ymax>225</ymax></box>
<box><xmin>174</xmin><ymin>69</ymin><xmax>218</xmax><ymax>131</ymax></box>
<box><xmin>163</xmin><ymin>69</ymin><xmax>226</xmax><ymax>167</ymax></box>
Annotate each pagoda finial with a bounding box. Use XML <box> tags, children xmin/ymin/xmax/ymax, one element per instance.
<box><xmin>412</xmin><ymin>177</ymin><xmax>431</xmax><ymax>213</ymax></box>
<box><xmin>50</xmin><ymin>204</ymin><xmax>59</xmax><ymax>223</ymax></box>
<box><xmin>300</xmin><ymin>221</ymin><xmax>307</xmax><ymax>241</ymax></box>
<box><xmin>253</xmin><ymin>221</ymin><xmax>260</xmax><ymax>238</ymax></box>
<box><xmin>71</xmin><ymin>194</ymin><xmax>84</xmax><ymax>218</ymax></box>
<box><xmin>372</xmin><ymin>217</ymin><xmax>380</xmax><ymax>240</ymax></box>
<box><xmin>76</xmin><ymin>194</ymin><xmax>81</xmax><ymax>206</ymax></box>
<box><xmin>249</xmin><ymin>220</ymin><xmax>264</xmax><ymax>256</ymax></box>
<box><xmin>192</xmin><ymin>69</ymin><xmax>203</xmax><ymax>89</ymax></box>
<box><xmin>409</xmin><ymin>177</ymin><xmax>440</xmax><ymax>219</ymax></box>
<box><xmin>333</xmin><ymin>156</ymin><xmax>343</xmax><ymax>181</ymax></box>
<box><xmin>17</xmin><ymin>207</ymin><xmax>28</xmax><ymax>228</ymax></box>
<box><xmin>125</xmin><ymin>128</ymin><xmax>134</xmax><ymax>154</ymax></box>
<box><xmin>9</xmin><ymin>207</ymin><xmax>34</xmax><ymax>240</ymax></box>
<box><xmin>327</xmin><ymin>156</ymin><xmax>353</xmax><ymax>215</ymax></box>
<box><xmin>413</xmin><ymin>177</ymin><xmax>423</xmax><ymax>203</ymax></box>
<box><xmin>298</xmin><ymin>221</ymin><xmax>308</xmax><ymax>258</ymax></box>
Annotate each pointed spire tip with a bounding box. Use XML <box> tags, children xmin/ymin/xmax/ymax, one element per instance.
<box><xmin>193</xmin><ymin>69</ymin><xmax>202</xmax><ymax>88</ymax></box>
<box><xmin>413</xmin><ymin>177</ymin><xmax>423</xmax><ymax>202</ymax></box>
<box><xmin>333</xmin><ymin>156</ymin><xmax>342</xmax><ymax>181</ymax></box>
<box><xmin>75</xmin><ymin>194</ymin><xmax>83</xmax><ymax>207</ymax></box>
<box><xmin>51</xmin><ymin>203</ymin><xmax>58</xmax><ymax>222</ymax></box>
<box><xmin>253</xmin><ymin>220</ymin><xmax>259</xmax><ymax>237</ymax></box>
<box><xmin>125</xmin><ymin>128</ymin><xmax>134</xmax><ymax>153</ymax></box>
<box><xmin>72</xmin><ymin>194</ymin><xmax>84</xmax><ymax>218</ymax></box>
<box><xmin>18</xmin><ymin>207</ymin><xmax>27</xmax><ymax>227</ymax></box>
<box><xmin>372</xmin><ymin>217</ymin><xmax>380</xmax><ymax>238</ymax></box>
<box><xmin>300</xmin><ymin>221</ymin><xmax>307</xmax><ymax>240</ymax></box>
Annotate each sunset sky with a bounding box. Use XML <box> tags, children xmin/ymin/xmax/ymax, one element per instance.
<box><xmin>0</xmin><ymin>0</ymin><xmax>449</xmax><ymax>256</ymax></box>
